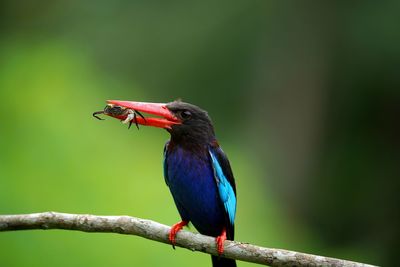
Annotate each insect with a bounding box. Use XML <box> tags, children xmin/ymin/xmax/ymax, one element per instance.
<box><xmin>93</xmin><ymin>104</ymin><xmax>146</xmax><ymax>129</ymax></box>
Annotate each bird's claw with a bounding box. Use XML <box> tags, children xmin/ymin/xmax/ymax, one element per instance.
<box><xmin>169</xmin><ymin>221</ymin><xmax>188</xmax><ymax>249</ymax></box>
<box><xmin>216</xmin><ymin>228</ymin><xmax>227</xmax><ymax>255</ymax></box>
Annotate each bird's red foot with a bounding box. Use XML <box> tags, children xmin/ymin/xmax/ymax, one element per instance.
<box><xmin>169</xmin><ymin>220</ymin><xmax>188</xmax><ymax>249</ymax></box>
<box><xmin>216</xmin><ymin>228</ymin><xmax>227</xmax><ymax>255</ymax></box>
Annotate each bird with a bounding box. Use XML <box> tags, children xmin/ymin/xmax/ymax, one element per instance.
<box><xmin>101</xmin><ymin>100</ymin><xmax>237</xmax><ymax>267</ymax></box>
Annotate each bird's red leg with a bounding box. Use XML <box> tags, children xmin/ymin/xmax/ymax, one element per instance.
<box><xmin>169</xmin><ymin>220</ymin><xmax>189</xmax><ymax>249</ymax></box>
<box><xmin>216</xmin><ymin>228</ymin><xmax>227</xmax><ymax>255</ymax></box>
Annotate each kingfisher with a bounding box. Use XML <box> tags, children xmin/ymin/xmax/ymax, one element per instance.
<box><xmin>99</xmin><ymin>100</ymin><xmax>237</xmax><ymax>267</ymax></box>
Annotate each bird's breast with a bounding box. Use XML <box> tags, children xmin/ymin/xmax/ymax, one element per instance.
<box><xmin>166</xmin><ymin>146</ymin><xmax>225</xmax><ymax>236</ymax></box>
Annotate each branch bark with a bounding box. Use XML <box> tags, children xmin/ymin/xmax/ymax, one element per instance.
<box><xmin>0</xmin><ymin>212</ymin><xmax>377</xmax><ymax>267</ymax></box>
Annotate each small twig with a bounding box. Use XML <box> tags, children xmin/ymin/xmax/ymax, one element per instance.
<box><xmin>0</xmin><ymin>212</ymin><xmax>377</xmax><ymax>267</ymax></box>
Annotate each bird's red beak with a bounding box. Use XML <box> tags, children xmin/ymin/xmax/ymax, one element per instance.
<box><xmin>105</xmin><ymin>100</ymin><xmax>181</xmax><ymax>129</ymax></box>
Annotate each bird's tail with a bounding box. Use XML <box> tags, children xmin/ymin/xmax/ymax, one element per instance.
<box><xmin>211</xmin><ymin>256</ymin><xmax>236</xmax><ymax>267</ymax></box>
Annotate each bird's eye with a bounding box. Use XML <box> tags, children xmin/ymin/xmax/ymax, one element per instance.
<box><xmin>180</xmin><ymin>110</ymin><xmax>192</xmax><ymax>120</ymax></box>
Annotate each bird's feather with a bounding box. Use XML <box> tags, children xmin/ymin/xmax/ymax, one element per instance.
<box><xmin>209</xmin><ymin>146</ymin><xmax>236</xmax><ymax>227</ymax></box>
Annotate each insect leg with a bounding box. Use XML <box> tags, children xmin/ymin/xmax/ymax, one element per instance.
<box><xmin>92</xmin><ymin>111</ymin><xmax>105</xmax><ymax>120</ymax></box>
<box><xmin>133</xmin><ymin>112</ymin><xmax>140</xmax><ymax>130</ymax></box>
<box><xmin>134</xmin><ymin>110</ymin><xmax>146</xmax><ymax>122</ymax></box>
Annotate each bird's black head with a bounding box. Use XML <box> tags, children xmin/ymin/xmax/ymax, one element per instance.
<box><xmin>166</xmin><ymin>101</ymin><xmax>215</xmax><ymax>145</ymax></box>
<box><xmin>103</xmin><ymin>100</ymin><xmax>216</xmax><ymax>146</ymax></box>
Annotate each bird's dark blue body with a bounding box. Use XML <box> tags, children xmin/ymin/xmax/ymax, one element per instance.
<box><xmin>165</xmin><ymin>143</ymin><xmax>228</xmax><ymax>237</ymax></box>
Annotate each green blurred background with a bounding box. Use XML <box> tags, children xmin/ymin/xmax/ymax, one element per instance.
<box><xmin>0</xmin><ymin>1</ymin><xmax>398</xmax><ymax>266</ymax></box>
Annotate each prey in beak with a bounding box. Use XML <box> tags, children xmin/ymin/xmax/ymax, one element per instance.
<box><xmin>93</xmin><ymin>104</ymin><xmax>146</xmax><ymax>129</ymax></box>
<box><xmin>93</xmin><ymin>100</ymin><xmax>181</xmax><ymax>130</ymax></box>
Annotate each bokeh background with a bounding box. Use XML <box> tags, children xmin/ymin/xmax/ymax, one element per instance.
<box><xmin>0</xmin><ymin>1</ymin><xmax>398</xmax><ymax>266</ymax></box>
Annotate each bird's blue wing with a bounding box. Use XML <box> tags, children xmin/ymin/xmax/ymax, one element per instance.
<box><xmin>209</xmin><ymin>146</ymin><xmax>237</xmax><ymax>226</ymax></box>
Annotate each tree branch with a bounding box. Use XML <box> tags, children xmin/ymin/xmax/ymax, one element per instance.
<box><xmin>0</xmin><ymin>212</ymin><xmax>376</xmax><ymax>267</ymax></box>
